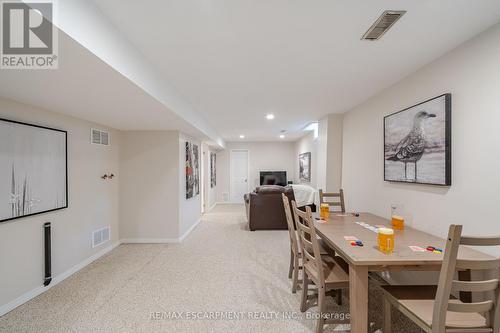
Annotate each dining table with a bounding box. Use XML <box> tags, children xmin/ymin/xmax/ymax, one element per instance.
<box><xmin>313</xmin><ymin>212</ymin><xmax>495</xmax><ymax>333</ymax></box>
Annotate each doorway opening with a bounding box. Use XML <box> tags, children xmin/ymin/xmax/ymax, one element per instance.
<box><xmin>230</xmin><ymin>149</ymin><xmax>249</xmax><ymax>203</ymax></box>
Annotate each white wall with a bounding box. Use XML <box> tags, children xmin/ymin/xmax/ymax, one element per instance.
<box><xmin>325</xmin><ymin>114</ymin><xmax>343</xmax><ymax>192</ymax></box>
<box><xmin>342</xmin><ymin>24</ymin><xmax>500</xmax><ymax>255</ymax></box>
<box><xmin>216</xmin><ymin>141</ymin><xmax>295</xmax><ymax>202</ymax></box>
<box><xmin>120</xmin><ymin>131</ymin><xmax>202</xmax><ymax>241</ymax></box>
<box><xmin>0</xmin><ymin>101</ymin><xmax>207</xmax><ymax>313</ymax></box>
<box><xmin>179</xmin><ymin>134</ymin><xmax>202</xmax><ymax>238</ymax></box>
<box><xmin>316</xmin><ymin>118</ymin><xmax>328</xmax><ymax>191</ymax></box>
<box><xmin>294</xmin><ymin>114</ymin><xmax>343</xmax><ymax>192</ymax></box>
<box><xmin>119</xmin><ymin>131</ymin><xmax>180</xmax><ymax>241</ymax></box>
<box><xmin>0</xmin><ymin>98</ymin><xmax>120</xmax><ymax>313</ymax></box>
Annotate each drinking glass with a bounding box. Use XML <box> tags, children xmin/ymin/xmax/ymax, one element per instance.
<box><xmin>378</xmin><ymin>228</ymin><xmax>395</xmax><ymax>254</ymax></box>
<box><xmin>391</xmin><ymin>204</ymin><xmax>405</xmax><ymax>230</ymax></box>
<box><xmin>320</xmin><ymin>203</ymin><xmax>330</xmax><ymax>220</ymax></box>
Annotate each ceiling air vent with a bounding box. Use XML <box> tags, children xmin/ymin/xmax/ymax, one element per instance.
<box><xmin>362</xmin><ymin>10</ymin><xmax>406</xmax><ymax>41</ymax></box>
<box><xmin>91</xmin><ymin>128</ymin><xmax>110</xmax><ymax>146</ymax></box>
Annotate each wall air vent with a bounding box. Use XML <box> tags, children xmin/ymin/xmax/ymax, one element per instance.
<box><xmin>91</xmin><ymin>128</ymin><xmax>110</xmax><ymax>146</ymax></box>
<box><xmin>92</xmin><ymin>226</ymin><xmax>111</xmax><ymax>248</ymax></box>
<box><xmin>362</xmin><ymin>10</ymin><xmax>406</xmax><ymax>41</ymax></box>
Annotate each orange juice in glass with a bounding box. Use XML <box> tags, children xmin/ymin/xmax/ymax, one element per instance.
<box><xmin>320</xmin><ymin>203</ymin><xmax>330</xmax><ymax>220</ymax></box>
<box><xmin>391</xmin><ymin>215</ymin><xmax>405</xmax><ymax>230</ymax></box>
<box><xmin>378</xmin><ymin>228</ymin><xmax>395</xmax><ymax>254</ymax></box>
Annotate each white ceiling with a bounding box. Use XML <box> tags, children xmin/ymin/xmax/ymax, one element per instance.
<box><xmin>0</xmin><ymin>31</ymin><xmax>209</xmax><ymax>139</ymax></box>
<box><xmin>92</xmin><ymin>0</ymin><xmax>500</xmax><ymax>141</ymax></box>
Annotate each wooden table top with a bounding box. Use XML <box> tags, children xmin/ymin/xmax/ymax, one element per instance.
<box><xmin>314</xmin><ymin>212</ymin><xmax>494</xmax><ymax>266</ymax></box>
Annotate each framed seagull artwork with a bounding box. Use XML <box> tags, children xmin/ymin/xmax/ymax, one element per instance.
<box><xmin>384</xmin><ymin>94</ymin><xmax>451</xmax><ymax>186</ymax></box>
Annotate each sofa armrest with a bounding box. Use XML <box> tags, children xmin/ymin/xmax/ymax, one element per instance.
<box><xmin>244</xmin><ymin>193</ymin><xmax>250</xmax><ymax>221</ymax></box>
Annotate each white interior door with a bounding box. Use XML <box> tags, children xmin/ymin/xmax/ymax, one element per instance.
<box><xmin>230</xmin><ymin>150</ymin><xmax>249</xmax><ymax>203</ymax></box>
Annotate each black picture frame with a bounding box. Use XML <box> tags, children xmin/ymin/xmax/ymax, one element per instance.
<box><xmin>0</xmin><ymin>117</ymin><xmax>68</xmax><ymax>223</ymax></box>
<box><xmin>299</xmin><ymin>152</ymin><xmax>312</xmax><ymax>183</ymax></box>
<box><xmin>210</xmin><ymin>152</ymin><xmax>216</xmax><ymax>188</ymax></box>
<box><xmin>185</xmin><ymin>141</ymin><xmax>200</xmax><ymax>199</ymax></box>
<box><xmin>383</xmin><ymin>94</ymin><xmax>451</xmax><ymax>186</ymax></box>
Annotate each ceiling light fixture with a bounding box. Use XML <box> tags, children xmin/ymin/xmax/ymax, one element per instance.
<box><xmin>266</xmin><ymin>114</ymin><xmax>275</xmax><ymax>120</ymax></box>
<box><xmin>279</xmin><ymin>134</ymin><xmax>285</xmax><ymax>139</ymax></box>
<box><xmin>239</xmin><ymin>134</ymin><xmax>245</xmax><ymax>139</ymax></box>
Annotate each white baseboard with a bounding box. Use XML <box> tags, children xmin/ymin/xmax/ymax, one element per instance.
<box><xmin>207</xmin><ymin>203</ymin><xmax>217</xmax><ymax>212</ymax></box>
<box><xmin>0</xmin><ymin>240</ymin><xmax>120</xmax><ymax>317</ymax></box>
<box><xmin>1</xmin><ymin>217</ymin><xmax>205</xmax><ymax>317</ymax></box>
<box><xmin>178</xmin><ymin>218</ymin><xmax>201</xmax><ymax>242</ymax></box>
<box><xmin>120</xmin><ymin>238</ymin><xmax>179</xmax><ymax>244</ymax></box>
<box><xmin>121</xmin><ymin>219</ymin><xmax>202</xmax><ymax>244</ymax></box>
<box><xmin>217</xmin><ymin>202</ymin><xmax>244</xmax><ymax>204</ymax></box>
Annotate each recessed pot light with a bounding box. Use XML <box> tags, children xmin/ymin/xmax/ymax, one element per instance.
<box><xmin>279</xmin><ymin>134</ymin><xmax>285</xmax><ymax>139</ymax></box>
<box><xmin>239</xmin><ymin>134</ymin><xmax>245</xmax><ymax>139</ymax></box>
<box><xmin>266</xmin><ymin>114</ymin><xmax>275</xmax><ymax>120</ymax></box>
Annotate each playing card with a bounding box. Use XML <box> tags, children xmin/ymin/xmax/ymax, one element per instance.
<box><xmin>409</xmin><ymin>246</ymin><xmax>425</xmax><ymax>252</ymax></box>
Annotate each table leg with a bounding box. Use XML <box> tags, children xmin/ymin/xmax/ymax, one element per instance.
<box><xmin>349</xmin><ymin>265</ymin><xmax>369</xmax><ymax>333</ymax></box>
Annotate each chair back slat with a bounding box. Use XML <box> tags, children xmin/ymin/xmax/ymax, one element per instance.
<box><xmin>292</xmin><ymin>201</ymin><xmax>324</xmax><ymax>282</ymax></box>
<box><xmin>431</xmin><ymin>225</ymin><xmax>500</xmax><ymax>333</ymax></box>
<box><xmin>461</xmin><ymin>236</ymin><xmax>500</xmax><ymax>246</ymax></box>
<box><xmin>303</xmin><ymin>249</ymin><xmax>317</xmax><ymax>264</ymax></box>
<box><xmin>319</xmin><ymin>189</ymin><xmax>346</xmax><ymax>213</ymax></box>
<box><xmin>456</xmin><ymin>258</ymin><xmax>500</xmax><ymax>270</ymax></box>
<box><xmin>448</xmin><ymin>301</ymin><xmax>494</xmax><ymax>313</ymax></box>
<box><xmin>301</xmin><ymin>236</ymin><xmax>314</xmax><ymax>249</ymax></box>
<box><xmin>301</xmin><ymin>236</ymin><xmax>316</xmax><ymax>261</ymax></box>
<box><xmin>451</xmin><ymin>279</ymin><xmax>499</xmax><ymax>293</ymax></box>
<box><xmin>281</xmin><ymin>194</ymin><xmax>299</xmax><ymax>256</ymax></box>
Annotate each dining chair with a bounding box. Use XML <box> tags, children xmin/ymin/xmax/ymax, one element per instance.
<box><xmin>382</xmin><ymin>224</ymin><xmax>500</xmax><ymax>333</ymax></box>
<box><xmin>282</xmin><ymin>193</ymin><xmax>302</xmax><ymax>293</ymax></box>
<box><xmin>319</xmin><ymin>189</ymin><xmax>346</xmax><ymax>213</ymax></box>
<box><xmin>281</xmin><ymin>193</ymin><xmax>332</xmax><ymax>294</ymax></box>
<box><xmin>292</xmin><ymin>200</ymin><xmax>350</xmax><ymax>333</ymax></box>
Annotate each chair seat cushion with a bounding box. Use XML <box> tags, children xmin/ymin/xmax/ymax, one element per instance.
<box><xmin>382</xmin><ymin>285</ymin><xmax>487</xmax><ymax>329</ymax></box>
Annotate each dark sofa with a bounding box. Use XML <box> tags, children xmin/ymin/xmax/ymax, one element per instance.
<box><xmin>244</xmin><ymin>185</ymin><xmax>315</xmax><ymax>231</ymax></box>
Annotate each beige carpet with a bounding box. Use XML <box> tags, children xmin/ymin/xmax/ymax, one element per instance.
<box><xmin>0</xmin><ymin>204</ymin><xmax>423</xmax><ymax>333</ymax></box>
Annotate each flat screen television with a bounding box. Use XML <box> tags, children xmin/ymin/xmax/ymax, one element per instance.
<box><xmin>260</xmin><ymin>171</ymin><xmax>287</xmax><ymax>186</ymax></box>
